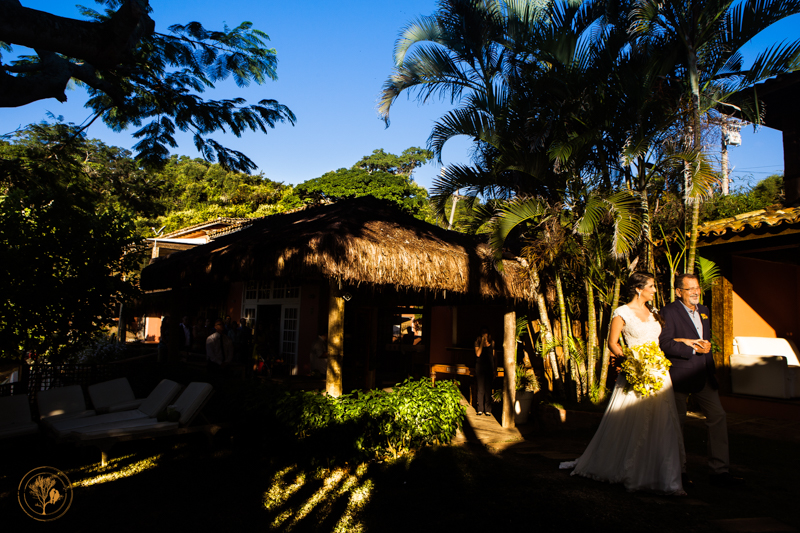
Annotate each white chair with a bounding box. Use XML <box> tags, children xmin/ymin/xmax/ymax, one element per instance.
<box><xmin>0</xmin><ymin>394</ymin><xmax>39</xmax><ymax>439</ymax></box>
<box><xmin>731</xmin><ymin>337</ymin><xmax>800</xmax><ymax>399</ymax></box>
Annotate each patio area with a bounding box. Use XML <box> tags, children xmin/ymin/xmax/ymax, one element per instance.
<box><xmin>2</xmin><ymin>383</ymin><xmax>798</xmax><ymax>532</ymax></box>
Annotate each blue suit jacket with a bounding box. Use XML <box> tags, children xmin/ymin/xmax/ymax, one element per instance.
<box><xmin>658</xmin><ymin>301</ymin><xmax>718</xmax><ymax>394</ymax></box>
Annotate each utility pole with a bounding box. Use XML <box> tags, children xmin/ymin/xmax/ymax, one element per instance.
<box><xmin>720</xmin><ymin>117</ymin><xmax>743</xmax><ymax>195</ymax></box>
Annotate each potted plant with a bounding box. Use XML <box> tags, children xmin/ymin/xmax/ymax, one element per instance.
<box><xmin>493</xmin><ymin>364</ymin><xmax>540</xmax><ymax>424</ymax></box>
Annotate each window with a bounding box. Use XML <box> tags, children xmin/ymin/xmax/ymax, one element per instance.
<box><xmin>243</xmin><ymin>308</ymin><xmax>256</xmax><ymax>327</ymax></box>
<box><xmin>257</xmin><ymin>282</ymin><xmax>269</xmax><ymax>300</ymax></box>
<box><xmin>282</xmin><ymin>306</ymin><xmax>299</xmax><ymax>372</ymax></box>
<box><xmin>242</xmin><ymin>280</ymin><xmax>300</xmax><ymax>302</ymax></box>
<box><xmin>245</xmin><ymin>281</ymin><xmax>257</xmax><ymax>300</ymax></box>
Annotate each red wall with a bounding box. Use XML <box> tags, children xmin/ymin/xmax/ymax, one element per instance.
<box><xmin>430</xmin><ymin>306</ymin><xmax>454</xmax><ymax>366</ymax></box>
<box><xmin>226</xmin><ymin>282</ymin><xmax>244</xmax><ymax>321</ymax></box>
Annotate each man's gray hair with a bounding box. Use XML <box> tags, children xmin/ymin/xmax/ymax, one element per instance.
<box><xmin>675</xmin><ymin>273</ymin><xmax>700</xmax><ymax>289</ymax></box>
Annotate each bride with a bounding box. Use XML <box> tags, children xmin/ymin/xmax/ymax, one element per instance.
<box><xmin>561</xmin><ymin>272</ymin><xmax>685</xmax><ymax>495</ymax></box>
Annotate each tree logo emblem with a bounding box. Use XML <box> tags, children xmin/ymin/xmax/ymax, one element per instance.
<box><xmin>18</xmin><ymin>466</ymin><xmax>73</xmax><ymax>521</ymax></box>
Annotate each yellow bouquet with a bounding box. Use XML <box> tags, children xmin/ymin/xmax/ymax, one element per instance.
<box><xmin>621</xmin><ymin>341</ymin><xmax>672</xmax><ymax>398</ymax></box>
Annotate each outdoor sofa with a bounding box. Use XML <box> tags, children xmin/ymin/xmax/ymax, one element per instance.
<box><xmin>0</xmin><ymin>394</ymin><xmax>39</xmax><ymax>440</ymax></box>
<box><xmin>731</xmin><ymin>336</ymin><xmax>800</xmax><ymax>399</ymax></box>
<box><xmin>49</xmin><ymin>379</ymin><xmax>182</xmax><ymax>438</ymax></box>
<box><xmin>37</xmin><ymin>384</ymin><xmax>95</xmax><ymax>428</ymax></box>
<box><xmin>65</xmin><ymin>382</ymin><xmax>217</xmax><ymax>465</ymax></box>
<box><xmin>88</xmin><ymin>377</ymin><xmax>144</xmax><ymax>413</ymax></box>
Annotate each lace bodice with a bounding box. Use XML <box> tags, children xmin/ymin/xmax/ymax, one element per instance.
<box><xmin>612</xmin><ymin>305</ymin><xmax>662</xmax><ymax>347</ymax></box>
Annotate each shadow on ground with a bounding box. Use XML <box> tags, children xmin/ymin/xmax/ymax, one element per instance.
<box><xmin>1</xmin><ymin>404</ymin><xmax>799</xmax><ymax>533</ymax></box>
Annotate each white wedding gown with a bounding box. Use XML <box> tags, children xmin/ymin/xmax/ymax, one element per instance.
<box><xmin>560</xmin><ymin>305</ymin><xmax>684</xmax><ymax>494</ymax></box>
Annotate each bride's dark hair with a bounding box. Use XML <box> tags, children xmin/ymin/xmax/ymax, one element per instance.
<box><xmin>624</xmin><ymin>272</ymin><xmax>665</xmax><ymax>326</ymax></box>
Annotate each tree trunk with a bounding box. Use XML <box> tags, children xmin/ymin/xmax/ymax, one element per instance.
<box><xmin>502</xmin><ymin>307</ymin><xmax>516</xmax><ymax>429</ymax></box>
<box><xmin>597</xmin><ymin>277</ymin><xmax>621</xmax><ymax>402</ymax></box>
<box><xmin>637</xmin><ymin>156</ymin><xmax>654</xmax><ymax>273</ymax></box>
<box><xmin>685</xmin><ymin>197</ymin><xmax>700</xmax><ymax>274</ymax></box>
<box><xmin>685</xmin><ymin>69</ymin><xmax>702</xmax><ymax>275</ymax></box>
<box><xmin>555</xmin><ymin>271</ymin><xmax>580</xmax><ymax>401</ymax></box>
<box><xmin>585</xmin><ymin>278</ymin><xmax>597</xmax><ymax>399</ymax></box>
<box><xmin>117</xmin><ymin>302</ymin><xmax>126</xmax><ymax>344</ymax></box>
<box><xmin>531</xmin><ymin>267</ymin><xmax>563</xmax><ymax>395</ymax></box>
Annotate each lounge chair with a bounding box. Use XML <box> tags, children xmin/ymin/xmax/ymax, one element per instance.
<box><xmin>68</xmin><ymin>382</ymin><xmax>217</xmax><ymax>465</ymax></box>
<box><xmin>88</xmin><ymin>377</ymin><xmax>142</xmax><ymax>413</ymax></box>
<box><xmin>0</xmin><ymin>394</ymin><xmax>39</xmax><ymax>440</ymax></box>
<box><xmin>49</xmin><ymin>379</ymin><xmax>181</xmax><ymax>437</ymax></box>
<box><xmin>37</xmin><ymin>385</ymin><xmax>95</xmax><ymax>429</ymax></box>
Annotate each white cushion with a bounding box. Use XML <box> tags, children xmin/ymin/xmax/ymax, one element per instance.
<box><xmin>88</xmin><ymin>378</ymin><xmax>136</xmax><ymax>413</ymax></box>
<box><xmin>137</xmin><ymin>380</ymin><xmax>182</xmax><ymax>417</ymax></box>
<box><xmin>75</xmin><ymin>419</ymin><xmax>179</xmax><ymax>440</ymax></box>
<box><xmin>70</xmin><ymin>382</ymin><xmax>212</xmax><ymax>439</ymax></box>
<box><xmin>0</xmin><ymin>395</ymin><xmax>38</xmax><ymax>439</ymax></box>
<box><xmin>733</xmin><ymin>337</ymin><xmax>800</xmax><ymax>367</ymax></box>
<box><xmin>54</xmin><ymin>380</ymin><xmax>181</xmax><ymax>437</ymax></box>
<box><xmin>38</xmin><ymin>385</ymin><xmax>88</xmax><ymax>419</ymax></box>
<box><xmin>51</xmin><ymin>409</ymin><xmax>148</xmax><ymax>436</ymax></box>
<box><xmin>105</xmin><ymin>399</ymin><xmax>144</xmax><ymax>413</ymax></box>
<box><xmin>170</xmin><ymin>382</ymin><xmax>214</xmax><ymax>425</ymax></box>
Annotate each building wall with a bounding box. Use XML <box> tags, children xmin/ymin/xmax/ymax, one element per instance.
<box><xmin>732</xmin><ymin>256</ymin><xmax>798</xmax><ymax>339</ymax></box>
<box><xmin>430</xmin><ymin>306</ymin><xmax>454</xmax><ymax>366</ymax></box>
<box><xmin>297</xmin><ymin>282</ymin><xmax>327</xmax><ymax>375</ymax></box>
<box><xmin>145</xmin><ymin>316</ymin><xmax>162</xmax><ymax>342</ymax></box>
<box><xmin>226</xmin><ymin>282</ymin><xmax>244</xmax><ymax>321</ymax></box>
<box><xmin>427</xmin><ymin>304</ymin><xmax>507</xmax><ymax>367</ymax></box>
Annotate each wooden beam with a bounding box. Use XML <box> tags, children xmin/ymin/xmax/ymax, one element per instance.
<box><xmin>711</xmin><ymin>276</ymin><xmax>733</xmax><ymax>393</ymax></box>
<box><xmin>502</xmin><ymin>307</ymin><xmax>516</xmax><ymax>429</ymax></box>
<box><xmin>326</xmin><ymin>290</ymin><xmax>345</xmax><ymax>397</ymax></box>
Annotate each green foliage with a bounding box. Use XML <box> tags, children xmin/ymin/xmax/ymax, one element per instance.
<box><xmin>700</xmin><ymin>175</ymin><xmax>784</xmax><ymax>222</ymax></box>
<box><xmin>136</xmin><ymin>155</ymin><xmax>294</xmax><ymax>234</ymax></box>
<box><xmin>0</xmin><ymin>123</ymin><xmax>144</xmax><ymax>361</ymax></box>
<box><xmin>271</xmin><ymin>378</ymin><xmax>465</xmax><ymax>462</ymax></box>
<box><xmin>355</xmin><ymin>148</ymin><xmax>433</xmax><ymax>176</ymax></box>
<box><xmin>1</xmin><ymin>2</ymin><xmax>295</xmax><ymax>172</ymax></box>
<box><xmin>293</xmin><ymin>148</ymin><xmax>432</xmax><ymax>218</ymax></box>
<box><xmin>493</xmin><ymin>364</ymin><xmax>540</xmax><ymax>401</ymax></box>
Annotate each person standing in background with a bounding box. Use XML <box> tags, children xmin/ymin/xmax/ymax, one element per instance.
<box><xmin>474</xmin><ymin>327</ymin><xmax>495</xmax><ymax>416</ymax></box>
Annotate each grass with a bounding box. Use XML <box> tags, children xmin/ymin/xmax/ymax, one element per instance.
<box><xmin>2</xmin><ymin>389</ymin><xmax>799</xmax><ymax>532</ymax></box>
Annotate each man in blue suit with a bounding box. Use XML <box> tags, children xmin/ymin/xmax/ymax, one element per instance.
<box><xmin>659</xmin><ymin>273</ymin><xmax>742</xmax><ymax>487</ymax></box>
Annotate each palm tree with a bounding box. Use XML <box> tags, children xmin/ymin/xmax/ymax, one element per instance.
<box><xmin>630</xmin><ymin>0</ymin><xmax>800</xmax><ymax>273</ymax></box>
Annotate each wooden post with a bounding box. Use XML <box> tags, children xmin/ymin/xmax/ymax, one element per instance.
<box><xmin>365</xmin><ymin>307</ymin><xmax>378</xmax><ymax>389</ymax></box>
<box><xmin>711</xmin><ymin>276</ymin><xmax>733</xmax><ymax>393</ymax></box>
<box><xmin>502</xmin><ymin>307</ymin><xmax>517</xmax><ymax>429</ymax></box>
<box><xmin>326</xmin><ymin>289</ymin><xmax>345</xmax><ymax>397</ymax></box>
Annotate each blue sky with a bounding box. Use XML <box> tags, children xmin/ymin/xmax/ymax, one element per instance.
<box><xmin>2</xmin><ymin>1</ymin><xmax>796</xmax><ymax>191</ymax></box>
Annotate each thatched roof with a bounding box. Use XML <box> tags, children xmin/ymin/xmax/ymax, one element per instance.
<box><xmin>141</xmin><ymin>197</ymin><xmax>533</xmax><ymax>302</ymax></box>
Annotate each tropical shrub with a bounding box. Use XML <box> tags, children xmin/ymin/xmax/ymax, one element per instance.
<box><xmin>272</xmin><ymin>378</ymin><xmax>465</xmax><ymax>461</ymax></box>
<box><xmin>700</xmin><ymin>175</ymin><xmax>784</xmax><ymax>222</ymax></box>
<box><xmin>67</xmin><ymin>333</ymin><xmax>133</xmax><ymax>364</ymax></box>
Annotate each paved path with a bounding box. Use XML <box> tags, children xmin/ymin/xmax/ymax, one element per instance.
<box><xmin>451</xmin><ymin>397</ymin><xmax>530</xmax><ymax>452</ymax></box>
<box><xmin>451</xmin><ymin>398</ymin><xmax>800</xmax><ymax>533</ymax></box>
